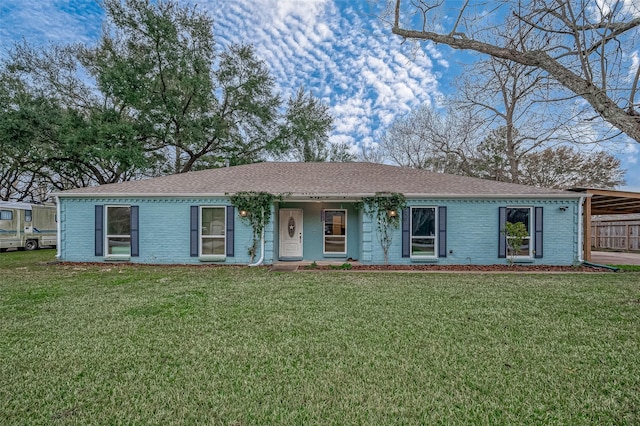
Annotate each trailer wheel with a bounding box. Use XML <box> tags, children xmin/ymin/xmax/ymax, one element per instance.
<box><xmin>25</xmin><ymin>240</ymin><xmax>38</xmax><ymax>251</ymax></box>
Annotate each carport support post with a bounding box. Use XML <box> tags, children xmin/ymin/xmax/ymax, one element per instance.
<box><xmin>584</xmin><ymin>197</ymin><xmax>592</xmax><ymax>262</ymax></box>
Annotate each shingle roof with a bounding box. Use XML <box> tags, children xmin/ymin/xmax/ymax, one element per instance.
<box><xmin>56</xmin><ymin>162</ymin><xmax>581</xmax><ymax>198</ymax></box>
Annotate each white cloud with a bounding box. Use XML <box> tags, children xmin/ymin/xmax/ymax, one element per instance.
<box><xmin>392</xmin><ymin>82</ymin><xmax>415</xmax><ymax>104</ymax></box>
<box><xmin>0</xmin><ymin>0</ymin><xmax>103</xmax><ymax>53</ymax></box>
<box><xmin>623</xmin><ymin>142</ymin><xmax>639</xmax><ymax>164</ymax></box>
<box><xmin>628</xmin><ymin>50</ymin><xmax>639</xmax><ymax>83</ymax></box>
<box><xmin>264</xmin><ymin>0</ymin><xmax>329</xmax><ymax>28</ymax></box>
<box><xmin>205</xmin><ymin>0</ymin><xmax>446</xmax><ymax>149</ymax></box>
<box><xmin>593</xmin><ymin>0</ymin><xmax>640</xmax><ymax>19</ymax></box>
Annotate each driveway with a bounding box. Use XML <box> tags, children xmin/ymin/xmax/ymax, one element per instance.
<box><xmin>591</xmin><ymin>251</ymin><xmax>640</xmax><ymax>265</ymax></box>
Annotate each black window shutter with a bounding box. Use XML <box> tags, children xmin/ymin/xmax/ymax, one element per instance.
<box><xmin>438</xmin><ymin>206</ymin><xmax>447</xmax><ymax>258</ymax></box>
<box><xmin>402</xmin><ymin>207</ymin><xmax>410</xmax><ymax>258</ymax></box>
<box><xmin>498</xmin><ymin>207</ymin><xmax>507</xmax><ymax>258</ymax></box>
<box><xmin>226</xmin><ymin>206</ymin><xmax>235</xmax><ymax>257</ymax></box>
<box><xmin>130</xmin><ymin>206</ymin><xmax>139</xmax><ymax>257</ymax></box>
<box><xmin>190</xmin><ymin>206</ymin><xmax>199</xmax><ymax>257</ymax></box>
<box><xmin>534</xmin><ymin>206</ymin><xmax>543</xmax><ymax>258</ymax></box>
<box><xmin>95</xmin><ymin>205</ymin><xmax>104</xmax><ymax>257</ymax></box>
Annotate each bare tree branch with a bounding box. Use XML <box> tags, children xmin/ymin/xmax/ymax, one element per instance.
<box><xmin>391</xmin><ymin>0</ymin><xmax>640</xmax><ymax>143</ymax></box>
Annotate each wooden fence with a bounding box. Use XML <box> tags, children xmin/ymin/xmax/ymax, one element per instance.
<box><xmin>591</xmin><ymin>218</ymin><xmax>640</xmax><ymax>251</ymax></box>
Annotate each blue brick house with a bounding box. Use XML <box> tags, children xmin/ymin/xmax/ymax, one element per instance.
<box><xmin>55</xmin><ymin>162</ymin><xmax>587</xmax><ymax>266</ymax></box>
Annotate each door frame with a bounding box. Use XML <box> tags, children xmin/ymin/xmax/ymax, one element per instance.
<box><xmin>278</xmin><ymin>208</ymin><xmax>303</xmax><ymax>260</ymax></box>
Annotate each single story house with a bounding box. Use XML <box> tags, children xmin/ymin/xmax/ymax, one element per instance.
<box><xmin>55</xmin><ymin>162</ymin><xmax>588</xmax><ymax>266</ymax></box>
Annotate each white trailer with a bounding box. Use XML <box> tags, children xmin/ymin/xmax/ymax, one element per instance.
<box><xmin>0</xmin><ymin>201</ymin><xmax>57</xmax><ymax>252</ymax></box>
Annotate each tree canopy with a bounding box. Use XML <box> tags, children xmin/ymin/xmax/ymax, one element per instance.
<box><xmin>1</xmin><ymin>0</ymin><xmax>334</xmax><ymax>201</ymax></box>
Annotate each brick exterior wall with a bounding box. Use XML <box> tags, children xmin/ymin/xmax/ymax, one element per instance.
<box><xmin>60</xmin><ymin>197</ymin><xmax>580</xmax><ymax>266</ymax></box>
<box><xmin>60</xmin><ymin>197</ymin><xmax>256</xmax><ymax>264</ymax></box>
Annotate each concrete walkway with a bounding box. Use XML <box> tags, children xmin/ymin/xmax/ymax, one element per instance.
<box><xmin>591</xmin><ymin>251</ymin><xmax>640</xmax><ymax>265</ymax></box>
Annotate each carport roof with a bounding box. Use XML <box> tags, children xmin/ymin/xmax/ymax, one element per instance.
<box><xmin>569</xmin><ymin>188</ymin><xmax>640</xmax><ymax>215</ymax></box>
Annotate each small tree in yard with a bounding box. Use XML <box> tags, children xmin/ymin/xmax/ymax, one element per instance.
<box><xmin>360</xmin><ymin>192</ymin><xmax>407</xmax><ymax>265</ymax></box>
<box><xmin>504</xmin><ymin>221</ymin><xmax>529</xmax><ymax>265</ymax></box>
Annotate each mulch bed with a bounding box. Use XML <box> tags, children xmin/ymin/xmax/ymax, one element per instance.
<box><xmin>306</xmin><ymin>264</ymin><xmax>612</xmax><ymax>272</ymax></box>
<box><xmin>52</xmin><ymin>261</ymin><xmax>612</xmax><ymax>272</ymax></box>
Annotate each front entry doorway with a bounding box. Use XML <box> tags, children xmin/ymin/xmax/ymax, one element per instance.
<box><xmin>279</xmin><ymin>209</ymin><xmax>303</xmax><ymax>259</ymax></box>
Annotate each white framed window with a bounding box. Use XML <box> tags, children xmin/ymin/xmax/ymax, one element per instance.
<box><xmin>200</xmin><ymin>206</ymin><xmax>226</xmax><ymax>257</ymax></box>
<box><xmin>25</xmin><ymin>210</ymin><xmax>32</xmax><ymax>222</ymax></box>
<box><xmin>506</xmin><ymin>206</ymin><xmax>532</xmax><ymax>257</ymax></box>
<box><xmin>0</xmin><ymin>210</ymin><xmax>13</xmax><ymax>221</ymax></box>
<box><xmin>323</xmin><ymin>209</ymin><xmax>346</xmax><ymax>254</ymax></box>
<box><xmin>411</xmin><ymin>207</ymin><xmax>437</xmax><ymax>257</ymax></box>
<box><xmin>105</xmin><ymin>205</ymin><xmax>131</xmax><ymax>257</ymax></box>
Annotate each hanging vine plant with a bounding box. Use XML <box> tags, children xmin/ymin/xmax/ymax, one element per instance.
<box><xmin>360</xmin><ymin>192</ymin><xmax>407</xmax><ymax>264</ymax></box>
<box><xmin>228</xmin><ymin>191</ymin><xmax>283</xmax><ymax>262</ymax></box>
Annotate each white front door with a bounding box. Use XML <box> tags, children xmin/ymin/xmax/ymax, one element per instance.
<box><xmin>279</xmin><ymin>209</ymin><xmax>303</xmax><ymax>259</ymax></box>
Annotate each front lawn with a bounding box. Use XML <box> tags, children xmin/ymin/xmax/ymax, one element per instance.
<box><xmin>1</xmin><ymin>250</ymin><xmax>639</xmax><ymax>424</ymax></box>
<box><xmin>613</xmin><ymin>264</ymin><xmax>640</xmax><ymax>272</ymax></box>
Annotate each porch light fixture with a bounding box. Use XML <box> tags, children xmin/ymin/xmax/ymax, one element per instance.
<box><xmin>239</xmin><ymin>210</ymin><xmax>248</xmax><ymax>217</ymax></box>
<box><xmin>387</xmin><ymin>209</ymin><xmax>398</xmax><ymax>217</ymax></box>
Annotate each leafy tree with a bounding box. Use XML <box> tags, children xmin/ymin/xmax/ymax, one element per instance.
<box><xmin>328</xmin><ymin>142</ymin><xmax>356</xmax><ymax>162</ymax></box>
<box><xmin>0</xmin><ymin>73</ymin><xmax>61</xmax><ymax>201</ymax></box>
<box><xmin>472</xmin><ymin>127</ymin><xmax>516</xmax><ymax>183</ymax></box>
<box><xmin>390</xmin><ymin>0</ymin><xmax>640</xmax><ymax>143</ymax></box>
<box><xmin>280</xmin><ymin>88</ymin><xmax>333</xmax><ymax>162</ymax></box>
<box><xmin>49</xmin><ymin>107</ymin><xmax>153</xmax><ymax>188</ymax></box>
<box><xmin>89</xmin><ymin>0</ymin><xmax>333</xmax><ymax>171</ymax></box>
<box><xmin>4</xmin><ymin>43</ymin><xmax>157</xmax><ymax>193</ymax></box>
<box><xmin>1</xmin><ymin>0</ymin><xmax>334</xmax><ymax>201</ymax></box>
<box><xmin>519</xmin><ymin>146</ymin><xmax>625</xmax><ymax>189</ymax></box>
<box><xmin>87</xmin><ymin>0</ymin><xmax>217</xmax><ymax>173</ymax></box>
<box><xmin>7</xmin><ymin>43</ymin><xmax>99</xmax><ymax>111</ymax></box>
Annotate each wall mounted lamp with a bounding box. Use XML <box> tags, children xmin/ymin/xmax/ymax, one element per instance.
<box><xmin>387</xmin><ymin>209</ymin><xmax>398</xmax><ymax>217</ymax></box>
<box><xmin>239</xmin><ymin>210</ymin><xmax>248</xmax><ymax>217</ymax></box>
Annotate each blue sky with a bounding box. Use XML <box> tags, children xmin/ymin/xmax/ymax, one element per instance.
<box><xmin>1</xmin><ymin>0</ymin><xmax>638</xmax><ymax>189</ymax></box>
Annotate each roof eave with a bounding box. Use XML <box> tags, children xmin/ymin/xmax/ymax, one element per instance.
<box><xmin>55</xmin><ymin>192</ymin><xmax>229</xmax><ymax>198</ymax></box>
<box><xmin>55</xmin><ymin>191</ymin><xmax>588</xmax><ymax>199</ymax></box>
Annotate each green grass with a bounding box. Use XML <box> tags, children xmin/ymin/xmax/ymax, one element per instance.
<box><xmin>1</xmin><ymin>250</ymin><xmax>639</xmax><ymax>424</ymax></box>
<box><xmin>611</xmin><ymin>264</ymin><xmax>640</xmax><ymax>272</ymax></box>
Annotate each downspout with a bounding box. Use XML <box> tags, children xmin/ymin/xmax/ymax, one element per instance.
<box><xmin>55</xmin><ymin>197</ymin><xmax>61</xmax><ymax>259</ymax></box>
<box><xmin>582</xmin><ymin>261</ymin><xmax>619</xmax><ymax>272</ymax></box>
<box><xmin>248</xmin><ymin>208</ymin><xmax>265</xmax><ymax>267</ymax></box>
<box><xmin>577</xmin><ymin>196</ymin><xmax>584</xmax><ymax>262</ymax></box>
